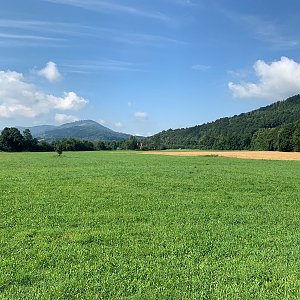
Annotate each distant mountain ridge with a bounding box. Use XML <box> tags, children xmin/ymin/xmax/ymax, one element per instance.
<box><xmin>145</xmin><ymin>94</ymin><xmax>300</xmax><ymax>150</ymax></box>
<box><xmin>17</xmin><ymin>125</ymin><xmax>56</xmax><ymax>137</ymax></box>
<box><xmin>18</xmin><ymin>120</ymin><xmax>130</xmax><ymax>141</ymax></box>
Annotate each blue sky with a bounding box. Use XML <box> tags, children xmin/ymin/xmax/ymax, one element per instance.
<box><xmin>1</xmin><ymin>0</ymin><xmax>300</xmax><ymax>136</ymax></box>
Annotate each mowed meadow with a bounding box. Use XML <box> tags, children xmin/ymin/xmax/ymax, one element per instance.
<box><xmin>1</xmin><ymin>151</ymin><xmax>300</xmax><ymax>299</ymax></box>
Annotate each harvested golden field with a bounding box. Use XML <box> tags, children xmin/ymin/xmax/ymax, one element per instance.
<box><xmin>143</xmin><ymin>151</ymin><xmax>300</xmax><ymax>161</ymax></box>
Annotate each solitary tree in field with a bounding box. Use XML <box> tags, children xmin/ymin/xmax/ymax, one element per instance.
<box><xmin>55</xmin><ymin>142</ymin><xmax>63</xmax><ymax>156</ymax></box>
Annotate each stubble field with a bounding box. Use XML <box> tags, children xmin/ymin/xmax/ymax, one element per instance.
<box><xmin>1</xmin><ymin>151</ymin><xmax>300</xmax><ymax>299</ymax></box>
<box><xmin>143</xmin><ymin>150</ymin><xmax>300</xmax><ymax>161</ymax></box>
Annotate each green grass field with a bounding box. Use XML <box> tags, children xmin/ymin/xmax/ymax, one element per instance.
<box><xmin>1</xmin><ymin>151</ymin><xmax>300</xmax><ymax>299</ymax></box>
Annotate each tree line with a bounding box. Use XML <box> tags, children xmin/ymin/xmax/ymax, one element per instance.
<box><xmin>1</xmin><ymin>123</ymin><xmax>299</xmax><ymax>153</ymax></box>
<box><xmin>0</xmin><ymin>127</ymin><xmax>140</xmax><ymax>152</ymax></box>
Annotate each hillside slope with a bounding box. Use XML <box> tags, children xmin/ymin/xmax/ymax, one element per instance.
<box><xmin>17</xmin><ymin>125</ymin><xmax>56</xmax><ymax>137</ymax></box>
<box><xmin>145</xmin><ymin>94</ymin><xmax>300</xmax><ymax>150</ymax></box>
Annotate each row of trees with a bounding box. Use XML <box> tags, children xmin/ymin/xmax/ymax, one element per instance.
<box><xmin>0</xmin><ymin>127</ymin><xmax>141</xmax><ymax>152</ymax></box>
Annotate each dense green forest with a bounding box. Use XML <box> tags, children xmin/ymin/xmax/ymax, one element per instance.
<box><xmin>251</xmin><ymin>121</ymin><xmax>300</xmax><ymax>152</ymax></box>
<box><xmin>144</xmin><ymin>94</ymin><xmax>300</xmax><ymax>151</ymax></box>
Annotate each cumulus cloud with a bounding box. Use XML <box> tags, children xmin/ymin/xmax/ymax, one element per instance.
<box><xmin>228</xmin><ymin>57</ymin><xmax>300</xmax><ymax>101</ymax></box>
<box><xmin>55</xmin><ymin>113</ymin><xmax>79</xmax><ymax>123</ymax></box>
<box><xmin>53</xmin><ymin>92</ymin><xmax>88</xmax><ymax>110</ymax></box>
<box><xmin>0</xmin><ymin>70</ymin><xmax>88</xmax><ymax>118</ymax></box>
<box><xmin>134</xmin><ymin>111</ymin><xmax>148</xmax><ymax>120</ymax></box>
<box><xmin>38</xmin><ymin>61</ymin><xmax>62</xmax><ymax>82</ymax></box>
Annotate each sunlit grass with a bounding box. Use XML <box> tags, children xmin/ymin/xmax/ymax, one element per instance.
<box><xmin>1</xmin><ymin>151</ymin><xmax>300</xmax><ymax>299</ymax></box>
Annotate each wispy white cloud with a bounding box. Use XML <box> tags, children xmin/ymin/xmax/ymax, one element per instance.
<box><xmin>114</xmin><ymin>121</ymin><xmax>123</xmax><ymax>128</ymax></box>
<box><xmin>227</xmin><ymin>69</ymin><xmax>249</xmax><ymax>78</ymax></box>
<box><xmin>43</xmin><ymin>0</ymin><xmax>171</xmax><ymax>23</ymax></box>
<box><xmin>0</xmin><ymin>19</ymin><xmax>186</xmax><ymax>48</ymax></box>
<box><xmin>192</xmin><ymin>64</ymin><xmax>211</xmax><ymax>71</ymax></box>
<box><xmin>0</xmin><ymin>19</ymin><xmax>106</xmax><ymax>49</ymax></box>
<box><xmin>0</xmin><ymin>32</ymin><xmax>65</xmax><ymax>41</ymax></box>
<box><xmin>62</xmin><ymin>59</ymin><xmax>139</xmax><ymax>73</ymax></box>
<box><xmin>0</xmin><ymin>19</ymin><xmax>94</xmax><ymax>36</ymax></box>
<box><xmin>164</xmin><ymin>0</ymin><xmax>198</xmax><ymax>7</ymax></box>
<box><xmin>0</xmin><ymin>31</ymin><xmax>66</xmax><ymax>47</ymax></box>
<box><xmin>113</xmin><ymin>32</ymin><xmax>187</xmax><ymax>46</ymax></box>
<box><xmin>55</xmin><ymin>113</ymin><xmax>79</xmax><ymax>123</ymax></box>
<box><xmin>0</xmin><ymin>41</ymin><xmax>62</xmax><ymax>48</ymax></box>
<box><xmin>228</xmin><ymin>56</ymin><xmax>300</xmax><ymax>101</ymax></box>
<box><xmin>0</xmin><ymin>69</ymin><xmax>88</xmax><ymax>119</ymax></box>
<box><xmin>38</xmin><ymin>61</ymin><xmax>62</xmax><ymax>82</ymax></box>
<box><xmin>0</xmin><ymin>19</ymin><xmax>115</xmax><ymax>42</ymax></box>
<box><xmin>134</xmin><ymin>111</ymin><xmax>148</xmax><ymax>120</ymax></box>
<box><xmin>239</xmin><ymin>15</ymin><xmax>300</xmax><ymax>50</ymax></box>
<box><xmin>220</xmin><ymin>8</ymin><xmax>300</xmax><ymax>50</ymax></box>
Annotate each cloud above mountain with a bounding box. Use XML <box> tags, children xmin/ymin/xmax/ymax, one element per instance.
<box><xmin>38</xmin><ymin>61</ymin><xmax>62</xmax><ymax>82</ymax></box>
<box><xmin>134</xmin><ymin>111</ymin><xmax>148</xmax><ymax>120</ymax></box>
<box><xmin>229</xmin><ymin>57</ymin><xmax>300</xmax><ymax>101</ymax></box>
<box><xmin>55</xmin><ymin>113</ymin><xmax>79</xmax><ymax>123</ymax></box>
<box><xmin>0</xmin><ymin>68</ymin><xmax>88</xmax><ymax>119</ymax></box>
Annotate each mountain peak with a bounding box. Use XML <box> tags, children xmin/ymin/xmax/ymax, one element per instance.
<box><xmin>58</xmin><ymin>119</ymin><xmax>106</xmax><ymax>129</ymax></box>
<box><xmin>17</xmin><ymin>120</ymin><xmax>131</xmax><ymax>141</ymax></box>
<box><xmin>65</xmin><ymin>120</ymin><xmax>99</xmax><ymax>126</ymax></box>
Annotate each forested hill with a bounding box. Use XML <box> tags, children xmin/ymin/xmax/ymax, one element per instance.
<box><xmin>144</xmin><ymin>94</ymin><xmax>300</xmax><ymax>151</ymax></box>
<box><xmin>18</xmin><ymin>120</ymin><xmax>130</xmax><ymax>141</ymax></box>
